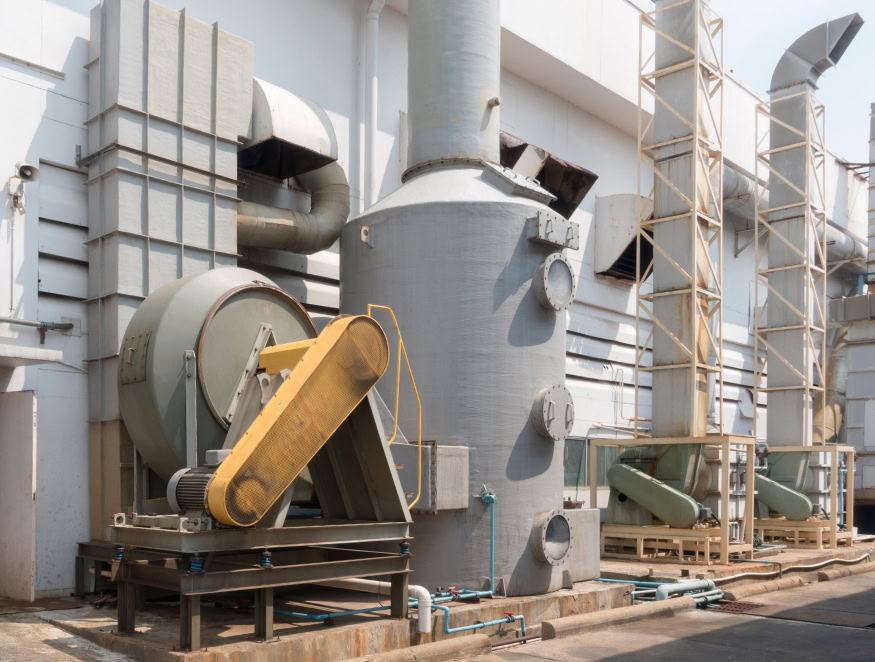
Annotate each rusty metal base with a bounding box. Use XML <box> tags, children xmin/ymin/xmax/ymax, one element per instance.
<box><xmin>77</xmin><ymin>531</ymin><xmax>410</xmax><ymax>652</ymax></box>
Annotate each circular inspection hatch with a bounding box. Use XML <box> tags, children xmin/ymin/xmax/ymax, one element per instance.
<box><xmin>534</xmin><ymin>253</ymin><xmax>575</xmax><ymax>311</ymax></box>
<box><xmin>532</xmin><ymin>510</ymin><xmax>573</xmax><ymax>566</ymax></box>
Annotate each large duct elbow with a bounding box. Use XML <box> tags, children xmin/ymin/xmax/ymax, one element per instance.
<box><xmin>770</xmin><ymin>13</ymin><xmax>863</xmax><ymax>92</ymax></box>
<box><xmin>237</xmin><ymin>161</ymin><xmax>350</xmax><ymax>254</ymax></box>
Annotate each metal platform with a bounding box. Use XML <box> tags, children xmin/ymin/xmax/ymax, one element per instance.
<box><xmin>108</xmin><ymin>518</ymin><xmax>411</xmax><ymax>553</ymax></box>
<box><xmin>84</xmin><ymin>516</ymin><xmax>413</xmax><ymax>652</ymax></box>
<box><xmin>80</xmin><ymin>537</ymin><xmax>411</xmax><ymax>652</ymax></box>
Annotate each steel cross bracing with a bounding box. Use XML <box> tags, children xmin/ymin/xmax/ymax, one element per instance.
<box><xmin>753</xmin><ymin>90</ymin><xmax>828</xmax><ymax>446</ymax></box>
<box><xmin>634</xmin><ymin>0</ymin><xmax>725</xmax><ymax>439</ymax></box>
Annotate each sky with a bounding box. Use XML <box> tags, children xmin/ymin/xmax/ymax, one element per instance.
<box><xmin>712</xmin><ymin>0</ymin><xmax>872</xmax><ymax>164</ymax></box>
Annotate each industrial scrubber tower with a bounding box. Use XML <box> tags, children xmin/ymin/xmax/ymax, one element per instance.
<box><xmin>342</xmin><ymin>0</ymin><xmax>594</xmax><ymax>595</ymax></box>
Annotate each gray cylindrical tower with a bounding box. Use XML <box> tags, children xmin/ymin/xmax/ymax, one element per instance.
<box><xmin>340</xmin><ymin>0</ymin><xmax>574</xmax><ymax>596</ymax></box>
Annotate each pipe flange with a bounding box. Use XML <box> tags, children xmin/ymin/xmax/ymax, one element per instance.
<box><xmin>533</xmin><ymin>253</ymin><xmax>575</xmax><ymax>311</ymax></box>
<box><xmin>531</xmin><ymin>509</ymin><xmax>573</xmax><ymax>566</ymax></box>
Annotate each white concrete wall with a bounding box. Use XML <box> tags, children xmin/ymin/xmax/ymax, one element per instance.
<box><xmin>0</xmin><ymin>0</ymin><xmax>91</xmax><ymax>597</ymax></box>
<box><xmin>0</xmin><ymin>0</ymin><xmax>868</xmax><ymax>597</ymax></box>
<box><xmin>0</xmin><ymin>391</ymin><xmax>37</xmax><ymax>601</ymax></box>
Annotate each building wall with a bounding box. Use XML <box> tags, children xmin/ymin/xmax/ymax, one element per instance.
<box><xmin>0</xmin><ymin>0</ymin><xmax>867</xmax><ymax>596</ymax></box>
<box><xmin>0</xmin><ymin>0</ymin><xmax>91</xmax><ymax>596</ymax></box>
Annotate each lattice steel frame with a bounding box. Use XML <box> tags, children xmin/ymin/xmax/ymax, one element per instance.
<box><xmin>753</xmin><ymin>90</ymin><xmax>828</xmax><ymax>445</ymax></box>
<box><xmin>634</xmin><ymin>0</ymin><xmax>725</xmax><ymax>438</ymax></box>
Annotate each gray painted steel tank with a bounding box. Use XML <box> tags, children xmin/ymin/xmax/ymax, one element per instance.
<box><xmin>118</xmin><ymin>267</ymin><xmax>316</xmax><ymax>480</ymax></box>
<box><xmin>341</xmin><ymin>0</ymin><xmax>573</xmax><ymax>596</ymax></box>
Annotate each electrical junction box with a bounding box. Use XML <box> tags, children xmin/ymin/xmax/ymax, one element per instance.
<box><xmin>391</xmin><ymin>442</ymin><xmax>469</xmax><ymax>513</ymax></box>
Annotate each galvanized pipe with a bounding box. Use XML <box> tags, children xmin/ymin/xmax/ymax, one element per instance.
<box><xmin>722</xmin><ymin>165</ymin><xmax>866</xmax><ymax>274</ymax></box>
<box><xmin>237</xmin><ymin>161</ymin><xmax>349</xmax><ymax>254</ymax></box>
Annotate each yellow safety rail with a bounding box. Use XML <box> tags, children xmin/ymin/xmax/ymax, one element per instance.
<box><xmin>367</xmin><ymin>304</ymin><xmax>423</xmax><ymax>510</ymax></box>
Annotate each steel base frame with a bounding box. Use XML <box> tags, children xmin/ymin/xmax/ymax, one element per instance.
<box><xmin>591</xmin><ymin>435</ymin><xmax>755</xmax><ymax>565</ymax></box>
<box><xmin>754</xmin><ymin>445</ymin><xmax>856</xmax><ymax>549</ymax></box>
<box><xmin>112</xmin><ymin>544</ymin><xmax>410</xmax><ymax>652</ymax></box>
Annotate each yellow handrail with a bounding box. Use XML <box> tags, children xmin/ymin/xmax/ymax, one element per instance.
<box><xmin>367</xmin><ymin>304</ymin><xmax>423</xmax><ymax>510</ymax></box>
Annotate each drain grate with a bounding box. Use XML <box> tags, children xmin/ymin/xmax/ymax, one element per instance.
<box><xmin>708</xmin><ymin>601</ymin><xmax>764</xmax><ymax>613</ymax></box>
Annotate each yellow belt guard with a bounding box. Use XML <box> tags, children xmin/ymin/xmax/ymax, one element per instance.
<box><xmin>207</xmin><ymin>315</ymin><xmax>390</xmax><ymax>527</ymax></box>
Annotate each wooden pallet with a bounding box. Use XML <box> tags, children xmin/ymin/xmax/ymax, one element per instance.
<box><xmin>601</xmin><ymin>524</ymin><xmax>754</xmax><ymax>566</ymax></box>
<box><xmin>754</xmin><ymin>518</ymin><xmax>854</xmax><ymax>550</ymax></box>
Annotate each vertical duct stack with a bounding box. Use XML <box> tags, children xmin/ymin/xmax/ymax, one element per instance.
<box><xmin>85</xmin><ymin>0</ymin><xmax>252</xmax><ymax>537</ymax></box>
<box><xmin>644</xmin><ymin>0</ymin><xmax>723</xmax><ymax>441</ymax></box>
<box><xmin>342</xmin><ymin>0</ymin><xmax>587</xmax><ymax>595</ymax></box>
<box><xmin>612</xmin><ymin>0</ymin><xmax>733</xmax><ymax>529</ymax></box>
<box><xmin>753</xmin><ymin>15</ymin><xmax>862</xmax><ymax>513</ymax></box>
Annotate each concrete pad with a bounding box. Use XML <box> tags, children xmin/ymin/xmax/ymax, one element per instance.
<box><xmin>736</xmin><ymin>572</ymin><xmax>875</xmax><ymax>628</ymax></box>
<box><xmin>818</xmin><ymin>560</ymin><xmax>875</xmax><ymax>581</ymax></box>
<box><xmin>541</xmin><ymin>597</ymin><xmax>696</xmax><ymax>639</ymax></box>
<box><xmin>466</xmin><ymin>609</ymin><xmax>875</xmax><ymax>661</ymax></box>
<box><xmin>34</xmin><ymin>582</ymin><xmax>625</xmax><ymax>661</ymax></box>
<box><xmin>722</xmin><ymin>576</ymin><xmax>805</xmax><ymax>601</ymax></box>
<box><xmin>346</xmin><ymin>635</ymin><xmax>490</xmax><ymax>662</ymax></box>
<box><xmin>0</xmin><ymin>613</ymin><xmax>130</xmax><ymax>661</ymax></box>
<box><xmin>461</xmin><ymin>571</ymin><xmax>875</xmax><ymax>661</ymax></box>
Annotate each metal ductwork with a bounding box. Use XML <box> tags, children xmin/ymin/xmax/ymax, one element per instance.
<box><xmin>237</xmin><ymin>162</ymin><xmax>350</xmax><ymax>254</ymax></box>
<box><xmin>770</xmin><ymin>13</ymin><xmax>863</xmax><ymax>92</ymax></box>
<box><xmin>237</xmin><ymin>78</ymin><xmax>350</xmax><ymax>254</ymax></box>
<box><xmin>721</xmin><ymin>165</ymin><xmax>867</xmax><ymax>274</ymax></box>
<box><xmin>765</xmin><ymin>15</ymin><xmax>862</xmax><ymax>450</ymax></box>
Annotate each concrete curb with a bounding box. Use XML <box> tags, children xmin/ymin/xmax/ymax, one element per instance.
<box><xmin>541</xmin><ymin>597</ymin><xmax>696</xmax><ymax>640</ymax></box>
<box><xmin>817</xmin><ymin>561</ymin><xmax>875</xmax><ymax>582</ymax></box>
<box><xmin>721</xmin><ymin>576</ymin><xmax>805</xmax><ymax>601</ymax></box>
<box><xmin>346</xmin><ymin>634</ymin><xmax>491</xmax><ymax>662</ymax></box>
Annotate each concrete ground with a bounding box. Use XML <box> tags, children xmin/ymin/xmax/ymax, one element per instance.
<box><xmin>0</xmin><ymin>613</ymin><xmax>130</xmax><ymax>662</ymax></box>
<box><xmin>465</xmin><ymin>572</ymin><xmax>875</xmax><ymax>661</ymax></box>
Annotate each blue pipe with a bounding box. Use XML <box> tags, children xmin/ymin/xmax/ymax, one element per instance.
<box><xmin>275</xmin><ymin>604</ymin><xmax>406</xmax><ymax>621</ymax></box>
<box><xmin>432</xmin><ymin>604</ymin><xmax>525</xmax><ymax>636</ymax></box>
<box><xmin>281</xmin><ymin>489</ymin><xmax>500</xmax><ymax>629</ymax></box>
